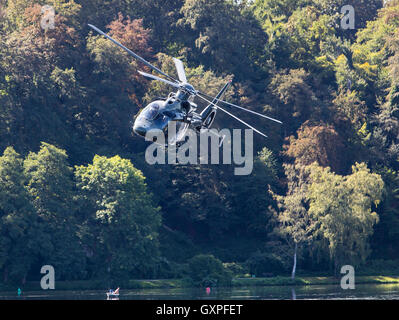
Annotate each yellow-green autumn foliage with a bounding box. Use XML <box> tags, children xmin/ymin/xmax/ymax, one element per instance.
<box><xmin>307</xmin><ymin>162</ymin><xmax>384</xmax><ymax>268</ymax></box>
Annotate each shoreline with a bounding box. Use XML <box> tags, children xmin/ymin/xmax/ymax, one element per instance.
<box><xmin>1</xmin><ymin>275</ymin><xmax>399</xmax><ymax>292</ymax></box>
<box><xmin>232</xmin><ymin>275</ymin><xmax>399</xmax><ymax>287</ymax></box>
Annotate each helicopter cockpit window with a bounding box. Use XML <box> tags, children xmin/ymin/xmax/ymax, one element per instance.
<box><xmin>142</xmin><ymin>103</ymin><xmax>159</xmax><ymax>120</ymax></box>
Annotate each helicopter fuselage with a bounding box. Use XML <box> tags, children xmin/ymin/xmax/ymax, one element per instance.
<box><xmin>133</xmin><ymin>89</ymin><xmax>201</xmax><ymax>145</ymax></box>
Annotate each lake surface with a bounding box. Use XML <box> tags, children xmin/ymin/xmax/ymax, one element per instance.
<box><xmin>1</xmin><ymin>283</ymin><xmax>399</xmax><ymax>300</ymax></box>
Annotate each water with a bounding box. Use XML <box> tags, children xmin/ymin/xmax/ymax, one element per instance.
<box><xmin>1</xmin><ymin>283</ymin><xmax>399</xmax><ymax>300</ymax></box>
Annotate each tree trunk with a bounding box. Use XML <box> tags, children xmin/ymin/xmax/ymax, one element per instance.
<box><xmin>291</xmin><ymin>288</ymin><xmax>296</xmax><ymax>300</ymax></box>
<box><xmin>291</xmin><ymin>242</ymin><xmax>298</xmax><ymax>280</ymax></box>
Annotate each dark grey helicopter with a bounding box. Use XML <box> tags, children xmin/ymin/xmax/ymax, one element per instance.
<box><xmin>88</xmin><ymin>24</ymin><xmax>282</xmax><ymax>146</ymax></box>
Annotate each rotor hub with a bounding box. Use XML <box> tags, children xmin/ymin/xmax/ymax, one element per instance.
<box><xmin>180</xmin><ymin>83</ymin><xmax>197</xmax><ymax>96</ymax></box>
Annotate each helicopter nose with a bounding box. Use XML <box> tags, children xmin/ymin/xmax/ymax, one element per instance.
<box><xmin>133</xmin><ymin>125</ymin><xmax>147</xmax><ymax>137</ymax></box>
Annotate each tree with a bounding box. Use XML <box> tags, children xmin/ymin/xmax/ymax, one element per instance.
<box><xmin>257</xmin><ymin>3</ymin><xmax>340</xmax><ymax>75</ymax></box>
<box><xmin>345</xmin><ymin>0</ymin><xmax>383</xmax><ymax>30</ymax></box>
<box><xmin>0</xmin><ymin>147</ymin><xmax>37</xmax><ymax>283</ymax></box>
<box><xmin>307</xmin><ymin>162</ymin><xmax>384</xmax><ymax>272</ymax></box>
<box><xmin>313</xmin><ymin>0</ymin><xmax>383</xmax><ymax>30</ymax></box>
<box><xmin>349</xmin><ymin>2</ymin><xmax>399</xmax><ymax>105</ymax></box>
<box><xmin>24</xmin><ymin>142</ymin><xmax>85</xmax><ymax>280</ymax></box>
<box><xmin>284</xmin><ymin>121</ymin><xmax>347</xmax><ymax>174</ymax></box>
<box><xmin>5</xmin><ymin>0</ymin><xmax>81</xmax><ymax>32</ymax></box>
<box><xmin>231</xmin><ymin>147</ymin><xmax>279</xmax><ymax>238</ymax></box>
<box><xmin>187</xmin><ymin>254</ymin><xmax>232</xmax><ymax>287</ymax></box>
<box><xmin>75</xmin><ymin>155</ymin><xmax>161</xmax><ymax>279</ymax></box>
<box><xmin>269</xmin><ymin>69</ymin><xmax>321</xmax><ymax>133</ymax></box>
<box><xmin>86</xmin><ymin>14</ymin><xmax>151</xmax><ymax>103</ymax></box>
<box><xmin>252</xmin><ymin>0</ymin><xmax>311</xmax><ymax>22</ymax></box>
<box><xmin>160</xmin><ymin>164</ymin><xmax>234</xmax><ymax>243</ymax></box>
<box><xmin>246</xmin><ymin>251</ymin><xmax>288</xmax><ymax>277</ymax></box>
<box><xmin>76</xmin><ymin>0</ymin><xmax>182</xmax><ymax>51</ymax></box>
<box><xmin>178</xmin><ymin>0</ymin><xmax>267</xmax><ymax>80</ymax></box>
<box><xmin>370</xmin><ymin>100</ymin><xmax>399</xmax><ymax>168</ymax></box>
<box><xmin>119</xmin><ymin>0</ymin><xmax>184</xmax><ymax>52</ymax></box>
<box><xmin>0</xmin><ymin>1</ymin><xmax>6</xmax><ymax>31</ymax></box>
<box><xmin>85</xmin><ymin>14</ymin><xmax>153</xmax><ymax>150</ymax></box>
<box><xmin>370</xmin><ymin>168</ymin><xmax>399</xmax><ymax>259</ymax></box>
<box><xmin>1</xmin><ymin>3</ymin><xmax>83</xmax><ymax>156</ymax></box>
<box><xmin>332</xmin><ymin>89</ymin><xmax>367</xmax><ymax>130</ymax></box>
<box><xmin>107</xmin><ymin>14</ymin><xmax>152</xmax><ymax>61</ymax></box>
<box><xmin>273</xmin><ymin>163</ymin><xmax>316</xmax><ymax>280</ymax></box>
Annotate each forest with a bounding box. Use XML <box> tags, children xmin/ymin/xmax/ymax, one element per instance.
<box><xmin>0</xmin><ymin>0</ymin><xmax>398</xmax><ymax>286</ymax></box>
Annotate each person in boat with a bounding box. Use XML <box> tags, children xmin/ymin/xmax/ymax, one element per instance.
<box><xmin>108</xmin><ymin>288</ymin><xmax>119</xmax><ymax>294</ymax></box>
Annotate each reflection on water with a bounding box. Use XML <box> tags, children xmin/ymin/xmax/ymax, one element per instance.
<box><xmin>1</xmin><ymin>283</ymin><xmax>399</xmax><ymax>300</ymax></box>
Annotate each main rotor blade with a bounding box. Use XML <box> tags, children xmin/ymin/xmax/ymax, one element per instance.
<box><xmin>197</xmin><ymin>95</ymin><xmax>268</xmax><ymax>138</ymax></box>
<box><xmin>173</xmin><ymin>58</ymin><xmax>187</xmax><ymax>83</ymax></box>
<box><xmin>198</xmin><ymin>91</ymin><xmax>282</xmax><ymax>124</ymax></box>
<box><xmin>88</xmin><ymin>24</ymin><xmax>178</xmax><ymax>84</ymax></box>
<box><xmin>217</xmin><ymin>106</ymin><xmax>268</xmax><ymax>138</ymax></box>
<box><xmin>138</xmin><ymin>71</ymin><xmax>181</xmax><ymax>88</ymax></box>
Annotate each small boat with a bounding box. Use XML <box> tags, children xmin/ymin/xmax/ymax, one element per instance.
<box><xmin>106</xmin><ymin>292</ymin><xmax>119</xmax><ymax>299</ymax></box>
<box><xmin>106</xmin><ymin>288</ymin><xmax>120</xmax><ymax>299</ymax></box>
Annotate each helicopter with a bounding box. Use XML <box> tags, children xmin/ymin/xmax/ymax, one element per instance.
<box><xmin>88</xmin><ymin>24</ymin><xmax>282</xmax><ymax>147</ymax></box>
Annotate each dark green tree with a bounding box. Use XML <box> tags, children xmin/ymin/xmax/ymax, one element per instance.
<box><xmin>0</xmin><ymin>147</ymin><xmax>37</xmax><ymax>284</ymax></box>
<box><xmin>75</xmin><ymin>155</ymin><xmax>161</xmax><ymax>279</ymax></box>
<box><xmin>187</xmin><ymin>254</ymin><xmax>232</xmax><ymax>287</ymax></box>
<box><xmin>231</xmin><ymin>147</ymin><xmax>279</xmax><ymax>238</ymax></box>
<box><xmin>24</xmin><ymin>142</ymin><xmax>85</xmax><ymax>280</ymax></box>
<box><xmin>178</xmin><ymin>0</ymin><xmax>267</xmax><ymax>80</ymax></box>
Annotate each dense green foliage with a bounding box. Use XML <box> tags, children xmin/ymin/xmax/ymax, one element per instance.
<box><xmin>0</xmin><ymin>0</ymin><xmax>398</xmax><ymax>285</ymax></box>
<box><xmin>187</xmin><ymin>254</ymin><xmax>232</xmax><ymax>287</ymax></box>
<box><xmin>75</xmin><ymin>155</ymin><xmax>161</xmax><ymax>280</ymax></box>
